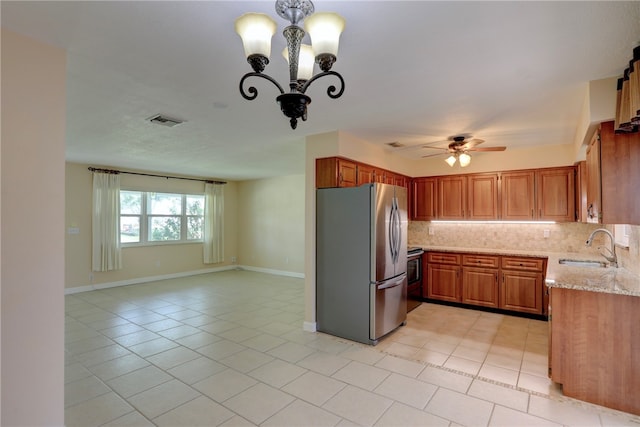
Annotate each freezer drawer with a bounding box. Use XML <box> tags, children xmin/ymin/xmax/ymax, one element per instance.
<box><xmin>370</xmin><ymin>274</ymin><xmax>407</xmax><ymax>343</ymax></box>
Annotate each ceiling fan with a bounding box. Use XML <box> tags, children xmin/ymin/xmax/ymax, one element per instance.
<box><xmin>422</xmin><ymin>135</ymin><xmax>506</xmax><ymax>167</ymax></box>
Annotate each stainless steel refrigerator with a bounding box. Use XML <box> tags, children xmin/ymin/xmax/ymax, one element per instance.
<box><xmin>316</xmin><ymin>183</ymin><xmax>408</xmax><ymax>345</ymax></box>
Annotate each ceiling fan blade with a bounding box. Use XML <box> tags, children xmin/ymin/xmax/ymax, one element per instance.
<box><xmin>461</xmin><ymin>139</ymin><xmax>485</xmax><ymax>150</ymax></box>
<box><xmin>421</xmin><ymin>153</ymin><xmax>446</xmax><ymax>158</ymax></box>
<box><xmin>468</xmin><ymin>146</ymin><xmax>506</xmax><ymax>152</ymax></box>
<box><xmin>421</xmin><ymin>146</ymin><xmax>449</xmax><ymax>151</ymax></box>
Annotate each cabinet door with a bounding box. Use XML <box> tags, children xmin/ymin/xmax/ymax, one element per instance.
<box><xmin>575</xmin><ymin>161</ymin><xmax>588</xmax><ymax>223</ymax></box>
<box><xmin>600</xmin><ymin>120</ymin><xmax>640</xmax><ymax>225</ymax></box>
<box><xmin>585</xmin><ymin>131</ymin><xmax>602</xmax><ymax>223</ymax></box>
<box><xmin>426</xmin><ymin>264</ymin><xmax>460</xmax><ymax>302</ymax></box>
<box><xmin>412</xmin><ymin>178</ymin><xmax>437</xmax><ymax>220</ymax></box>
<box><xmin>467</xmin><ymin>174</ymin><xmax>499</xmax><ymax>220</ymax></box>
<box><xmin>338</xmin><ymin>159</ymin><xmax>357</xmax><ymax>187</ymax></box>
<box><xmin>500</xmin><ymin>270</ymin><xmax>543</xmax><ymax>314</ymax></box>
<box><xmin>393</xmin><ymin>174</ymin><xmax>406</xmax><ymax>187</ymax></box>
<box><xmin>438</xmin><ymin>176</ymin><xmax>466</xmax><ymax>220</ymax></box>
<box><xmin>462</xmin><ymin>267</ymin><xmax>499</xmax><ymax>308</ymax></box>
<box><xmin>316</xmin><ymin>157</ymin><xmax>357</xmax><ymax>188</ymax></box>
<box><xmin>501</xmin><ymin>171</ymin><xmax>535</xmax><ymax>220</ymax></box>
<box><xmin>537</xmin><ymin>167</ymin><xmax>575</xmax><ymax>222</ymax></box>
<box><xmin>357</xmin><ymin>164</ymin><xmax>375</xmax><ymax>185</ymax></box>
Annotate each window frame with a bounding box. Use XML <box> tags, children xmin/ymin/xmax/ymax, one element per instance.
<box><xmin>119</xmin><ymin>190</ymin><xmax>205</xmax><ymax>247</ymax></box>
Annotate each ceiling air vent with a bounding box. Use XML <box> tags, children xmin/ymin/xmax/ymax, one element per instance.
<box><xmin>147</xmin><ymin>114</ymin><xmax>184</xmax><ymax>127</ymax></box>
<box><xmin>386</xmin><ymin>141</ymin><xmax>405</xmax><ymax>148</ymax></box>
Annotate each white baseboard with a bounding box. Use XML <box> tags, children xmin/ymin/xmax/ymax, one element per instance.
<box><xmin>64</xmin><ymin>265</ymin><xmax>305</xmax><ymax>294</ymax></box>
<box><xmin>303</xmin><ymin>321</ymin><xmax>317</xmax><ymax>332</ymax></box>
<box><xmin>237</xmin><ymin>265</ymin><xmax>305</xmax><ymax>279</ymax></box>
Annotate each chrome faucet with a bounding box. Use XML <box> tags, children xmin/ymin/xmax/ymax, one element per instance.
<box><xmin>586</xmin><ymin>228</ymin><xmax>618</xmax><ymax>267</ymax></box>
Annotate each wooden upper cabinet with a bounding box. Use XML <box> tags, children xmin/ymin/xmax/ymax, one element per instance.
<box><xmin>393</xmin><ymin>174</ymin><xmax>406</xmax><ymax>188</ymax></box>
<box><xmin>536</xmin><ymin>167</ymin><xmax>575</xmax><ymax>222</ymax></box>
<box><xmin>599</xmin><ymin>121</ymin><xmax>640</xmax><ymax>225</ymax></box>
<box><xmin>585</xmin><ymin>130</ymin><xmax>602</xmax><ymax>223</ymax></box>
<box><xmin>575</xmin><ymin>161</ymin><xmax>588</xmax><ymax>223</ymax></box>
<box><xmin>384</xmin><ymin>172</ymin><xmax>396</xmax><ymax>185</ymax></box>
<box><xmin>501</xmin><ymin>171</ymin><xmax>535</xmax><ymax>220</ymax></box>
<box><xmin>467</xmin><ymin>173</ymin><xmax>499</xmax><ymax>220</ymax></box>
<box><xmin>356</xmin><ymin>164</ymin><xmax>375</xmax><ymax>185</ymax></box>
<box><xmin>412</xmin><ymin>178</ymin><xmax>437</xmax><ymax>221</ymax></box>
<box><xmin>438</xmin><ymin>175</ymin><xmax>467</xmax><ymax>220</ymax></box>
<box><xmin>316</xmin><ymin>157</ymin><xmax>357</xmax><ymax>188</ymax></box>
<box><xmin>315</xmin><ymin>156</ymin><xmax>411</xmax><ymax>191</ymax></box>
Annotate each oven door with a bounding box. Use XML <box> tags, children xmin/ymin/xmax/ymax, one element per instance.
<box><xmin>407</xmin><ymin>252</ymin><xmax>423</xmax><ymax>312</ymax></box>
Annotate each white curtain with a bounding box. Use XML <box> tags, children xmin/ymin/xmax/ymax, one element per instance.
<box><xmin>92</xmin><ymin>172</ymin><xmax>122</xmax><ymax>271</ymax></box>
<box><xmin>204</xmin><ymin>182</ymin><xmax>224</xmax><ymax>264</ymax></box>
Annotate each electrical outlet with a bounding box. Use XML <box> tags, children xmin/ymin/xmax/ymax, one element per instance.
<box><xmin>428</xmin><ymin>227</ymin><xmax>435</xmax><ymax>236</ymax></box>
<box><xmin>231</xmin><ymin>256</ymin><xmax>237</xmax><ymax>263</ymax></box>
<box><xmin>543</xmin><ymin>229</ymin><xmax>550</xmax><ymax>238</ymax></box>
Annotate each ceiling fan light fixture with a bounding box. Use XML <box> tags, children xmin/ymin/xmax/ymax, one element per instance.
<box><xmin>459</xmin><ymin>152</ymin><xmax>471</xmax><ymax>167</ymax></box>
<box><xmin>445</xmin><ymin>155</ymin><xmax>457</xmax><ymax>167</ymax></box>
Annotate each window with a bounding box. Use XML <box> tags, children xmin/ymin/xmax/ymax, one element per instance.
<box><xmin>119</xmin><ymin>190</ymin><xmax>205</xmax><ymax>245</ymax></box>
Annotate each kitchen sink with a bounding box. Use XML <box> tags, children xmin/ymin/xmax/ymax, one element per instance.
<box><xmin>558</xmin><ymin>259</ymin><xmax>608</xmax><ymax>268</ymax></box>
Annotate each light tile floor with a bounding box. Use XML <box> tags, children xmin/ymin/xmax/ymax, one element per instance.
<box><xmin>65</xmin><ymin>270</ymin><xmax>640</xmax><ymax>426</ymax></box>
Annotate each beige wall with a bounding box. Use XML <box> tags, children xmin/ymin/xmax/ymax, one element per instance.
<box><xmin>237</xmin><ymin>175</ymin><xmax>305</xmax><ymax>276</ymax></box>
<box><xmin>1</xmin><ymin>29</ymin><xmax>66</xmax><ymax>425</ymax></box>
<box><xmin>65</xmin><ymin>162</ymin><xmax>239</xmax><ymax>290</ymax></box>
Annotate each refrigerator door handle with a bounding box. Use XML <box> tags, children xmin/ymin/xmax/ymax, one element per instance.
<box><xmin>376</xmin><ymin>273</ymin><xmax>407</xmax><ymax>290</ymax></box>
<box><xmin>391</xmin><ymin>197</ymin><xmax>401</xmax><ymax>264</ymax></box>
<box><xmin>388</xmin><ymin>199</ymin><xmax>398</xmax><ymax>263</ymax></box>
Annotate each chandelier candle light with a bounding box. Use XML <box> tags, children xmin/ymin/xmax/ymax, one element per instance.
<box><xmin>235</xmin><ymin>0</ymin><xmax>346</xmax><ymax>129</ymax></box>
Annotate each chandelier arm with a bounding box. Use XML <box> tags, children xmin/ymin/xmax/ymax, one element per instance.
<box><xmin>239</xmin><ymin>72</ymin><xmax>285</xmax><ymax>100</ymax></box>
<box><xmin>300</xmin><ymin>71</ymin><xmax>345</xmax><ymax>99</ymax></box>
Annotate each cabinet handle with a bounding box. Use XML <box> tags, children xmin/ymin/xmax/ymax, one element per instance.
<box><xmin>531</xmin><ymin>209</ymin><xmax>534</xmax><ymax>218</ymax></box>
<box><xmin>502</xmin><ymin>274</ymin><xmax>505</xmax><ymax>284</ymax></box>
<box><xmin>339</xmin><ymin>173</ymin><xmax>343</xmax><ymax>184</ymax></box>
<box><xmin>539</xmin><ymin>209</ymin><xmax>542</xmax><ymax>218</ymax></box>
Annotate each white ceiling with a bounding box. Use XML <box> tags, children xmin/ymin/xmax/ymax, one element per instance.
<box><xmin>3</xmin><ymin>1</ymin><xmax>640</xmax><ymax>180</ymax></box>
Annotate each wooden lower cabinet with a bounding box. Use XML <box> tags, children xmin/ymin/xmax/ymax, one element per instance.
<box><xmin>500</xmin><ymin>270</ymin><xmax>543</xmax><ymax>314</ymax></box>
<box><xmin>462</xmin><ymin>267</ymin><xmax>499</xmax><ymax>308</ymax></box>
<box><xmin>425</xmin><ymin>252</ymin><xmax>461</xmax><ymax>302</ymax></box>
<box><xmin>500</xmin><ymin>256</ymin><xmax>546</xmax><ymax>315</ymax></box>
<box><xmin>461</xmin><ymin>254</ymin><xmax>499</xmax><ymax>308</ymax></box>
<box><xmin>426</xmin><ymin>251</ymin><xmax>547</xmax><ymax>316</ymax></box>
<box><xmin>549</xmin><ymin>287</ymin><xmax>640</xmax><ymax>415</ymax></box>
<box><xmin>426</xmin><ymin>264</ymin><xmax>460</xmax><ymax>302</ymax></box>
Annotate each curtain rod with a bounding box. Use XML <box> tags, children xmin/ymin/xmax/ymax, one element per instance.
<box><xmin>88</xmin><ymin>167</ymin><xmax>226</xmax><ymax>185</ymax></box>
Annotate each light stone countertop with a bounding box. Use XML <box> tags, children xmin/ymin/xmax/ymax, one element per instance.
<box><xmin>417</xmin><ymin>246</ymin><xmax>640</xmax><ymax>297</ymax></box>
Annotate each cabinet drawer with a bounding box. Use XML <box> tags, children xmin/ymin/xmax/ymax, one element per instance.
<box><xmin>427</xmin><ymin>252</ymin><xmax>461</xmax><ymax>265</ymax></box>
<box><xmin>462</xmin><ymin>254</ymin><xmax>499</xmax><ymax>268</ymax></box>
<box><xmin>501</xmin><ymin>257</ymin><xmax>544</xmax><ymax>271</ymax></box>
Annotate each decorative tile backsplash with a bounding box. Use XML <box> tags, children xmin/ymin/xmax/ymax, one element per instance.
<box><xmin>409</xmin><ymin>221</ymin><xmax>640</xmax><ymax>275</ymax></box>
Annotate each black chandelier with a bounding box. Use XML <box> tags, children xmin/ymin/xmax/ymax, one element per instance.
<box><xmin>235</xmin><ymin>0</ymin><xmax>345</xmax><ymax>129</ymax></box>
